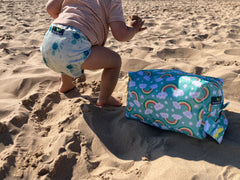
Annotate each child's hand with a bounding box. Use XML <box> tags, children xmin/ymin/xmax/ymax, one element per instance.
<box><xmin>129</xmin><ymin>15</ymin><xmax>147</xmax><ymax>33</ymax></box>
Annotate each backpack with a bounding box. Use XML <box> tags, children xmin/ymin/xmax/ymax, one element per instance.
<box><xmin>126</xmin><ymin>69</ymin><xmax>229</xmax><ymax>143</ymax></box>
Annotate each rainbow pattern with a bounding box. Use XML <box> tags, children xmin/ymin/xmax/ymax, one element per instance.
<box><xmin>202</xmin><ymin>86</ymin><xmax>210</xmax><ymax>99</ymax></box>
<box><xmin>190</xmin><ymin>77</ymin><xmax>201</xmax><ymax>81</ymax></box>
<box><xmin>212</xmin><ymin>82</ymin><xmax>221</xmax><ymax>90</ymax></box>
<box><xmin>127</xmin><ymin>69</ymin><xmax>228</xmax><ymax>143</ymax></box>
<box><xmin>198</xmin><ymin>109</ymin><xmax>204</xmax><ymax>121</ymax></box>
<box><xmin>208</xmin><ymin>104</ymin><xmax>212</xmax><ymax>112</ymax></box>
<box><xmin>127</xmin><ymin>105</ymin><xmax>132</xmax><ymax>112</ymax></box>
<box><xmin>141</xmin><ymin>88</ymin><xmax>153</xmax><ymax>94</ymax></box>
<box><xmin>160</xmin><ymin>74</ymin><xmax>172</xmax><ymax>79</ymax></box>
<box><xmin>207</xmin><ymin>104</ymin><xmax>213</xmax><ymax>117</ymax></box>
<box><xmin>165</xmin><ymin>118</ymin><xmax>178</xmax><ymax>125</ymax></box>
<box><xmin>195</xmin><ymin>87</ymin><xmax>209</xmax><ymax>103</ymax></box>
<box><xmin>179</xmin><ymin>101</ymin><xmax>192</xmax><ymax>111</ymax></box>
<box><xmin>143</xmin><ymin>71</ymin><xmax>151</xmax><ymax>77</ymax></box>
<box><xmin>180</xmin><ymin>127</ymin><xmax>193</xmax><ymax>136</ymax></box>
<box><xmin>134</xmin><ymin>114</ymin><xmax>145</xmax><ymax>122</ymax></box>
<box><xmin>145</xmin><ymin>99</ymin><xmax>157</xmax><ymax>109</ymax></box>
<box><xmin>131</xmin><ymin>91</ymin><xmax>139</xmax><ymax>101</ymax></box>
<box><xmin>154</xmin><ymin>120</ymin><xmax>165</xmax><ymax>127</ymax></box>
<box><xmin>161</xmin><ymin>84</ymin><xmax>178</xmax><ymax>92</ymax></box>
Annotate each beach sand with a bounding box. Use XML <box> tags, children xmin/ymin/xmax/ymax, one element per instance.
<box><xmin>0</xmin><ymin>0</ymin><xmax>240</xmax><ymax>179</ymax></box>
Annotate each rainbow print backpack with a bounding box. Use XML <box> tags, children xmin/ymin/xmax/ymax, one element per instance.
<box><xmin>126</xmin><ymin>69</ymin><xmax>229</xmax><ymax>143</ymax></box>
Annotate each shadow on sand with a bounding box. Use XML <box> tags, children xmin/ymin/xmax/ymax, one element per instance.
<box><xmin>81</xmin><ymin>104</ymin><xmax>240</xmax><ymax>169</ymax></box>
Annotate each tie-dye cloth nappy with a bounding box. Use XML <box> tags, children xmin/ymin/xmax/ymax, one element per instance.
<box><xmin>41</xmin><ymin>24</ymin><xmax>92</xmax><ymax>78</ymax></box>
<box><xmin>126</xmin><ymin>69</ymin><xmax>229</xmax><ymax>143</ymax></box>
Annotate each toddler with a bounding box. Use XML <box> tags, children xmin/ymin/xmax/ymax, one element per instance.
<box><xmin>41</xmin><ymin>0</ymin><xmax>146</xmax><ymax>106</ymax></box>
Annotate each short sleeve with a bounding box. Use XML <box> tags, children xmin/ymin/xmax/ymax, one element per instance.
<box><xmin>108</xmin><ymin>0</ymin><xmax>125</xmax><ymax>23</ymax></box>
<box><xmin>46</xmin><ymin>0</ymin><xmax>63</xmax><ymax>16</ymax></box>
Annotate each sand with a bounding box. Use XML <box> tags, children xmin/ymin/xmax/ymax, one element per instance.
<box><xmin>0</xmin><ymin>0</ymin><xmax>240</xmax><ymax>179</ymax></box>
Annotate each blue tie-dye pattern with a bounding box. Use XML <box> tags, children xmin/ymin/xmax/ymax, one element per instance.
<box><xmin>73</xmin><ymin>33</ymin><xmax>80</xmax><ymax>39</ymax></box>
<box><xmin>83</xmin><ymin>50</ymin><xmax>90</xmax><ymax>57</ymax></box>
<box><xmin>72</xmin><ymin>33</ymin><xmax>81</xmax><ymax>44</ymax></box>
<box><xmin>41</xmin><ymin>24</ymin><xmax>91</xmax><ymax>78</ymax></box>
<box><xmin>52</xmin><ymin>42</ymin><xmax>58</xmax><ymax>50</ymax></box>
<box><xmin>45</xmin><ymin>26</ymin><xmax>52</xmax><ymax>37</ymax></box>
<box><xmin>43</xmin><ymin>57</ymin><xmax>48</xmax><ymax>66</ymax></box>
<box><xmin>72</xmin><ymin>40</ymin><xmax>77</xmax><ymax>45</ymax></box>
<box><xmin>52</xmin><ymin>42</ymin><xmax>58</xmax><ymax>56</ymax></box>
<box><xmin>66</xmin><ymin>64</ymin><xmax>73</xmax><ymax>70</ymax></box>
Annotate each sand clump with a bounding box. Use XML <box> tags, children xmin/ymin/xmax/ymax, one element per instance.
<box><xmin>1</xmin><ymin>0</ymin><xmax>240</xmax><ymax>179</ymax></box>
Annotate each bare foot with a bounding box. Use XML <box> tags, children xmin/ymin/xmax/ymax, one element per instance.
<box><xmin>59</xmin><ymin>74</ymin><xmax>75</xmax><ymax>93</ymax></box>
<box><xmin>97</xmin><ymin>96</ymin><xmax>122</xmax><ymax>107</ymax></box>
<box><xmin>58</xmin><ymin>82</ymin><xmax>75</xmax><ymax>93</ymax></box>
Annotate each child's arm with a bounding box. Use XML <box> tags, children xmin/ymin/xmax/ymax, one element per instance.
<box><xmin>110</xmin><ymin>15</ymin><xmax>146</xmax><ymax>42</ymax></box>
<box><xmin>46</xmin><ymin>0</ymin><xmax>64</xmax><ymax>19</ymax></box>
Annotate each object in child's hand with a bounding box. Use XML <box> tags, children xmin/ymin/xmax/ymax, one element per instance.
<box><xmin>126</xmin><ymin>69</ymin><xmax>229</xmax><ymax>143</ymax></box>
<box><xmin>130</xmin><ymin>15</ymin><xmax>139</xmax><ymax>21</ymax></box>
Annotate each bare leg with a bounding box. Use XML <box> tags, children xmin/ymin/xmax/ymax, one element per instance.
<box><xmin>59</xmin><ymin>73</ymin><xmax>75</xmax><ymax>93</ymax></box>
<box><xmin>81</xmin><ymin>46</ymin><xmax>122</xmax><ymax>106</ymax></box>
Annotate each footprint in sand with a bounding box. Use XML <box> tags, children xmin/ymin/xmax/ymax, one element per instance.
<box><xmin>32</xmin><ymin>92</ymin><xmax>61</xmax><ymax>122</ymax></box>
<box><xmin>144</xmin><ymin>20</ymin><xmax>158</xmax><ymax>28</ymax></box>
<box><xmin>0</xmin><ymin>148</ymin><xmax>16</xmax><ymax>179</ymax></box>
<box><xmin>227</xmin><ymin>33</ymin><xmax>240</xmax><ymax>39</ymax></box>
<box><xmin>122</xmin><ymin>58</ymin><xmax>150</xmax><ymax>72</ymax></box>
<box><xmin>130</xmin><ymin>46</ymin><xmax>154</xmax><ymax>59</ymax></box>
<box><xmin>0</xmin><ymin>122</ymin><xmax>8</xmax><ymax>134</ymax></box>
<box><xmin>224</xmin><ymin>49</ymin><xmax>240</xmax><ymax>56</ymax></box>
<box><xmin>0</xmin><ymin>122</ymin><xmax>12</xmax><ymax>147</ymax></box>
<box><xmin>21</xmin><ymin>93</ymin><xmax>39</xmax><ymax>110</ymax></box>
<box><xmin>160</xmin><ymin>22</ymin><xmax>174</xmax><ymax>30</ymax></box>
<box><xmin>47</xmin><ymin>153</ymin><xmax>77</xmax><ymax>179</ymax></box>
<box><xmin>157</xmin><ymin>48</ymin><xmax>196</xmax><ymax>59</ymax></box>
<box><xmin>9</xmin><ymin>111</ymin><xmax>28</xmax><ymax>128</ymax></box>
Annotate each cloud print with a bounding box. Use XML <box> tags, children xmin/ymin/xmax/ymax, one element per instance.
<box><xmin>192</xmin><ymin>81</ymin><xmax>202</xmax><ymax>87</ymax></box>
<box><xmin>155</xmin><ymin>77</ymin><xmax>163</xmax><ymax>82</ymax></box>
<box><xmin>129</xmin><ymin>81</ymin><xmax>136</xmax><ymax>87</ymax></box>
<box><xmin>182</xmin><ymin>76</ymin><xmax>191</xmax><ymax>81</ymax></box>
<box><xmin>173</xmin><ymin>89</ymin><xmax>184</xmax><ymax>97</ymax></box>
<box><xmin>150</xmin><ymin>84</ymin><xmax>158</xmax><ymax>89</ymax></box>
<box><xmin>190</xmin><ymin>92</ymin><xmax>200</xmax><ymax>98</ymax></box>
<box><xmin>156</xmin><ymin>92</ymin><xmax>168</xmax><ymax>99</ymax></box>
<box><xmin>160</xmin><ymin>113</ymin><xmax>169</xmax><ymax>119</ymax></box>
<box><xmin>173</xmin><ymin>101</ymin><xmax>181</xmax><ymax>109</ymax></box>
<box><xmin>196</xmin><ymin>120</ymin><xmax>201</xmax><ymax>128</ymax></box>
<box><xmin>144</xmin><ymin>76</ymin><xmax>151</xmax><ymax>81</ymax></box>
<box><xmin>129</xmin><ymin>102</ymin><xmax>134</xmax><ymax>107</ymax></box>
<box><xmin>204</xmin><ymin>120</ymin><xmax>211</xmax><ymax>132</ymax></box>
<box><xmin>134</xmin><ymin>100</ymin><xmax>140</xmax><ymax>107</ymax></box>
<box><xmin>172</xmin><ymin>114</ymin><xmax>182</xmax><ymax>120</ymax></box>
<box><xmin>145</xmin><ymin>109</ymin><xmax>153</xmax><ymax>115</ymax></box>
<box><xmin>183</xmin><ymin>111</ymin><xmax>193</xmax><ymax>119</ymax></box>
<box><xmin>154</xmin><ymin>103</ymin><xmax>164</xmax><ymax>111</ymax></box>
<box><xmin>166</xmin><ymin>77</ymin><xmax>176</xmax><ymax>81</ymax></box>
<box><xmin>139</xmin><ymin>84</ymin><xmax>147</xmax><ymax>89</ymax></box>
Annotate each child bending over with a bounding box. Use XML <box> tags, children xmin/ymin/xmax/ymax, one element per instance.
<box><xmin>41</xmin><ymin>0</ymin><xmax>145</xmax><ymax>106</ymax></box>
